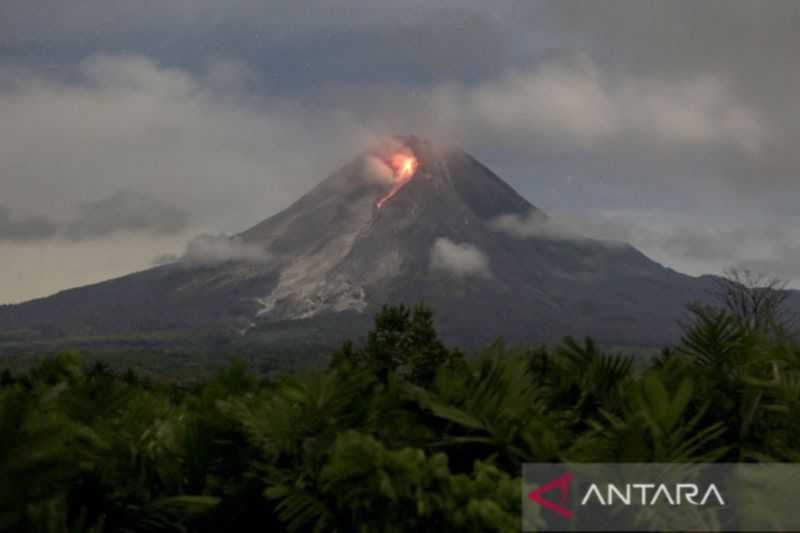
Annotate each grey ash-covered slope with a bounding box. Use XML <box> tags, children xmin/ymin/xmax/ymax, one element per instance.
<box><xmin>0</xmin><ymin>136</ymin><xmax>723</xmax><ymax>352</ymax></box>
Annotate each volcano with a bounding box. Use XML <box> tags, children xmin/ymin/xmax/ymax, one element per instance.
<box><xmin>0</xmin><ymin>136</ymin><xmax>732</xmax><ymax>358</ymax></box>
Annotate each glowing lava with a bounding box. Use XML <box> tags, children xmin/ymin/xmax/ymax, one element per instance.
<box><xmin>377</xmin><ymin>153</ymin><xmax>419</xmax><ymax>209</ymax></box>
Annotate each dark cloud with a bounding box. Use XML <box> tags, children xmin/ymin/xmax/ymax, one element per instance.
<box><xmin>2</xmin><ymin>2</ymin><xmax>797</xmax><ymax>217</ymax></box>
<box><xmin>0</xmin><ymin>205</ymin><xmax>57</xmax><ymax>242</ymax></box>
<box><xmin>0</xmin><ymin>1</ymin><xmax>507</xmax><ymax>88</ymax></box>
<box><xmin>0</xmin><ymin>1</ymin><xmax>495</xmax><ymax>47</ymax></box>
<box><xmin>1</xmin><ymin>1</ymin><xmax>799</xmax><ymax>298</ymax></box>
<box><xmin>65</xmin><ymin>190</ymin><xmax>189</xmax><ymax>240</ymax></box>
<box><xmin>292</xmin><ymin>10</ymin><xmax>508</xmax><ymax>85</ymax></box>
<box><xmin>0</xmin><ymin>191</ymin><xmax>189</xmax><ymax>242</ymax></box>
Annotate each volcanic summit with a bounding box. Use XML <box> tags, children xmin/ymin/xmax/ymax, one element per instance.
<box><xmin>0</xmin><ymin>136</ymin><xmax>721</xmax><ymax>355</ymax></box>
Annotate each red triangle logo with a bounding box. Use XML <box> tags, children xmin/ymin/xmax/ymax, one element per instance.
<box><xmin>528</xmin><ymin>471</ymin><xmax>574</xmax><ymax>519</ymax></box>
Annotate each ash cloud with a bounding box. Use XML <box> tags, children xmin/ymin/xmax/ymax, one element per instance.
<box><xmin>430</xmin><ymin>238</ymin><xmax>491</xmax><ymax>278</ymax></box>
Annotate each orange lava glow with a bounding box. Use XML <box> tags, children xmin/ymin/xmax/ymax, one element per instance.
<box><xmin>377</xmin><ymin>153</ymin><xmax>419</xmax><ymax>209</ymax></box>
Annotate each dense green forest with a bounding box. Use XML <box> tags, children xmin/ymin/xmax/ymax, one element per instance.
<box><xmin>2</xmin><ymin>273</ymin><xmax>800</xmax><ymax>532</ymax></box>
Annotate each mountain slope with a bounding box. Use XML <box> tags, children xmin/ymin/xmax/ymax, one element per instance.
<box><xmin>0</xmin><ymin>136</ymin><xmax>734</xmax><ymax>355</ymax></box>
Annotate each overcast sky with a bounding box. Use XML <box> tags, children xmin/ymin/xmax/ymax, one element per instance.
<box><xmin>1</xmin><ymin>1</ymin><xmax>799</xmax><ymax>303</ymax></box>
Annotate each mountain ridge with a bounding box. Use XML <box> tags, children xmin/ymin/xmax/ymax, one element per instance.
<box><xmin>0</xmin><ymin>136</ymin><xmax>780</xmax><ymax>357</ymax></box>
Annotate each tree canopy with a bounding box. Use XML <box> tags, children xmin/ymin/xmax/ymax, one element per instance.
<box><xmin>2</xmin><ymin>301</ymin><xmax>800</xmax><ymax>531</ymax></box>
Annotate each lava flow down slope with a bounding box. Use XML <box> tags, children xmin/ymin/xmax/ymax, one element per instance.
<box><xmin>0</xmin><ymin>135</ymin><xmax>734</xmax><ymax>355</ymax></box>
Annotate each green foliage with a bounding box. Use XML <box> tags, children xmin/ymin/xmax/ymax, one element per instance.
<box><xmin>317</xmin><ymin>431</ymin><xmax>521</xmax><ymax>532</ymax></box>
<box><xmin>680</xmin><ymin>305</ymin><xmax>754</xmax><ymax>369</ymax></box>
<box><xmin>1</xmin><ymin>301</ymin><xmax>799</xmax><ymax>531</ymax></box>
<box><xmin>330</xmin><ymin>304</ymin><xmax>462</xmax><ymax>385</ymax></box>
<box><xmin>569</xmin><ymin>373</ymin><xmax>729</xmax><ymax>462</ymax></box>
<box><xmin>547</xmin><ymin>337</ymin><xmax>633</xmax><ymax>422</ymax></box>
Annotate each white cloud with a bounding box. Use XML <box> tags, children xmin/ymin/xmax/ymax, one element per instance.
<box><xmin>0</xmin><ymin>52</ymin><xmax>782</xmax><ymax>302</ymax></box>
<box><xmin>430</xmin><ymin>238</ymin><xmax>491</xmax><ymax>278</ymax></box>
<box><xmin>0</xmin><ymin>53</ymin><xmax>767</xmax><ymax>229</ymax></box>
<box><xmin>0</xmin><ymin>54</ymin><xmax>372</xmax><ymax>229</ymax></box>
<box><xmin>490</xmin><ymin>209</ymin><xmax>633</xmax><ymax>245</ymax></box>
<box><xmin>463</xmin><ymin>58</ymin><xmax>766</xmax><ymax>153</ymax></box>
<box><xmin>492</xmin><ymin>207</ymin><xmax>800</xmax><ymax>287</ymax></box>
<box><xmin>181</xmin><ymin>234</ymin><xmax>269</xmax><ymax>265</ymax></box>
